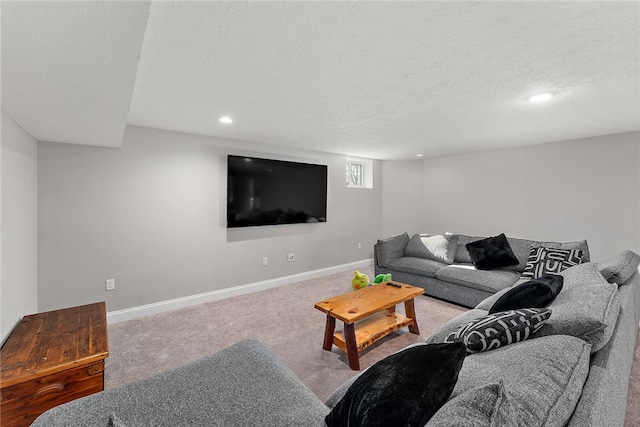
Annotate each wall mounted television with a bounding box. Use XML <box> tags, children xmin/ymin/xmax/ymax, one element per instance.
<box><xmin>226</xmin><ymin>155</ymin><xmax>328</xmax><ymax>228</ymax></box>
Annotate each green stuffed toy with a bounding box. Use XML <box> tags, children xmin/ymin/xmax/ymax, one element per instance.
<box><xmin>373</xmin><ymin>273</ymin><xmax>392</xmax><ymax>284</ymax></box>
<box><xmin>352</xmin><ymin>270</ymin><xmax>370</xmax><ymax>290</ymax></box>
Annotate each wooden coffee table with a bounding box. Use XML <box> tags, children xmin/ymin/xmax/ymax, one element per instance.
<box><xmin>314</xmin><ymin>281</ymin><xmax>423</xmax><ymax>370</ymax></box>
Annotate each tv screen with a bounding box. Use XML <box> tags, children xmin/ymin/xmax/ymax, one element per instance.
<box><xmin>227</xmin><ymin>155</ymin><xmax>328</xmax><ymax>228</ymax></box>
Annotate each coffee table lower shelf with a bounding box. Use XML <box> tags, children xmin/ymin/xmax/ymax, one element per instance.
<box><xmin>333</xmin><ymin>311</ymin><xmax>415</xmax><ymax>354</ymax></box>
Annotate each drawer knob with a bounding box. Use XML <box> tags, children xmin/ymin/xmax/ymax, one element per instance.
<box><xmin>88</xmin><ymin>364</ymin><xmax>103</xmax><ymax>376</ymax></box>
<box><xmin>32</xmin><ymin>384</ymin><xmax>65</xmax><ymax>400</ymax></box>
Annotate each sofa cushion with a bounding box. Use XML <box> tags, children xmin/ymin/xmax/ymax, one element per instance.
<box><xmin>375</xmin><ymin>233</ymin><xmax>409</xmax><ymax>268</ymax></box>
<box><xmin>457</xmin><ymin>236</ymin><xmax>590</xmax><ymax>271</ymax></box>
<box><xmin>489</xmin><ymin>274</ymin><xmax>563</xmax><ymax>314</ymax></box>
<box><xmin>536</xmin><ymin>282</ymin><xmax>620</xmax><ymax>353</ymax></box>
<box><xmin>405</xmin><ymin>234</ymin><xmax>458</xmax><ymax>264</ymax></box>
<box><xmin>597</xmin><ymin>250</ymin><xmax>640</xmax><ymax>285</ymax></box>
<box><xmin>435</xmin><ymin>265</ymin><xmax>520</xmax><ymax>293</ymax></box>
<box><xmin>501</xmin><ymin>237</ymin><xmax>538</xmax><ymax>272</ymax></box>
<box><xmin>451</xmin><ymin>335</ymin><xmax>591</xmax><ymax>427</ymax></box>
<box><xmin>465</xmin><ymin>234</ymin><xmax>520</xmax><ymax>270</ymax></box>
<box><xmin>444</xmin><ymin>308</ymin><xmax>551</xmax><ymax>353</ymax></box>
<box><xmin>482</xmin><ymin>264</ymin><xmax>619</xmax><ymax>353</ymax></box>
<box><xmin>454</xmin><ymin>235</ymin><xmax>485</xmax><ymax>264</ymax></box>
<box><xmin>426</xmin><ymin>382</ymin><xmax>516</xmax><ymax>427</ymax></box>
<box><xmin>465</xmin><ymin>261</ymin><xmax>620</xmax><ymax>352</ymax></box>
<box><xmin>31</xmin><ymin>339</ymin><xmax>329</xmax><ymax>427</ymax></box>
<box><xmin>558</xmin><ymin>261</ymin><xmax>607</xmax><ymax>290</ymax></box>
<box><xmin>474</xmin><ymin>263</ymin><xmax>607</xmax><ymax>311</ymax></box>
<box><xmin>325</xmin><ymin>342</ymin><xmax>467</xmax><ymax>427</ymax></box>
<box><xmin>521</xmin><ymin>246</ymin><xmax>584</xmax><ymax>279</ymax></box>
<box><xmin>387</xmin><ymin>257</ymin><xmax>445</xmax><ymax>278</ymax></box>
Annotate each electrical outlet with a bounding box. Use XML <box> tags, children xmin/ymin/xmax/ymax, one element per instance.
<box><xmin>358</xmin><ymin>242</ymin><xmax>362</xmax><ymax>250</ymax></box>
<box><xmin>287</xmin><ymin>253</ymin><xmax>295</xmax><ymax>262</ymax></box>
<box><xmin>105</xmin><ymin>279</ymin><xmax>115</xmax><ymax>291</ymax></box>
<box><xmin>263</xmin><ymin>257</ymin><xmax>268</xmax><ymax>266</ymax></box>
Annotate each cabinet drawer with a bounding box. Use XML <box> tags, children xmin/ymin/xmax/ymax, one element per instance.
<box><xmin>1</xmin><ymin>361</ymin><xmax>104</xmax><ymax>427</ymax></box>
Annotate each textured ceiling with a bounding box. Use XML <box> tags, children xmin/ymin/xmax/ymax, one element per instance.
<box><xmin>2</xmin><ymin>1</ymin><xmax>639</xmax><ymax>159</ymax></box>
<box><xmin>1</xmin><ymin>1</ymin><xmax>150</xmax><ymax>147</ymax></box>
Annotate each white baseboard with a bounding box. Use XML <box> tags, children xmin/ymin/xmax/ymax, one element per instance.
<box><xmin>107</xmin><ymin>258</ymin><xmax>374</xmax><ymax>324</ymax></box>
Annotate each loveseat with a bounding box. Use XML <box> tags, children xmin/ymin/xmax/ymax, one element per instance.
<box><xmin>374</xmin><ymin>232</ymin><xmax>590</xmax><ymax>307</ymax></box>
<box><xmin>33</xmin><ymin>250</ymin><xmax>640</xmax><ymax>426</ymax></box>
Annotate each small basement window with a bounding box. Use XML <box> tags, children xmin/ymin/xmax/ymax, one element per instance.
<box><xmin>346</xmin><ymin>157</ymin><xmax>373</xmax><ymax>189</ymax></box>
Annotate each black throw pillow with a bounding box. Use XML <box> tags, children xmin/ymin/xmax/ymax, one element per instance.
<box><xmin>489</xmin><ymin>275</ymin><xmax>564</xmax><ymax>314</ymax></box>
<box><xmin>466</xmin><ymin>233</ymin><xmax>519</xmax><ymax>270</ymax></box>
<box><xmin>325</xmin><ymin>342</ymin><xmax>467</xmax><ymax>427</ymax></box>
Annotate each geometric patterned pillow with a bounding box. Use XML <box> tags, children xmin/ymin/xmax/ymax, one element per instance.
<box><xmin>521</xmin><ymin>246</ymin><xmax>584</xmax><ymax>279</ymax></box>
<box><xmin>444</xmin><ymin>308</ymin><xmax>552</xmax><ymax>354</ymax></box>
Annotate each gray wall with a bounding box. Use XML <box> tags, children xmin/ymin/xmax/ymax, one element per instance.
<box><xmin>1</xmin><ymin>112</ymin><xmax>38</xmax><ymax>343</ymax></box>
<box><xmin>38</xmin><ymin>125</ymin><xmax>382</xmax><ymax>312</ymax></box>
<box><xmin>35</xmin><ymin>127</ymin><xmax>640</xmax><ymax>316</ymax></box>
<box><xmin>381</xmin><ymin>160</ymin><xmax>425</xmax><ymax>238</ymax></box>
<box><xmin>420</xmin><ymin>132</ymin><xmax>640</xmax><ymax>261</ymax></box>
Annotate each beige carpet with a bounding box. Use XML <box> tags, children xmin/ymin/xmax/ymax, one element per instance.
<box><xmin>106</xmin><ymin>266</ymin><xmax>640</xmax><ymax>425</ymax></box>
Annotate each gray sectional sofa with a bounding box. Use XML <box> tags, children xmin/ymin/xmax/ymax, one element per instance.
<box><xmin>33</xmin><ymin>249</ymin><xmax>640</xmax><ymax>427</ymax></box>
<box><xmin>429</xmin><ymin>258</ymin><xmax>640</xmax><ymax>427</ymax></box>
<box><xmin>374</xmin><ymin>232</ymin><xmax>590</xmax><ymax>307</ymax></box>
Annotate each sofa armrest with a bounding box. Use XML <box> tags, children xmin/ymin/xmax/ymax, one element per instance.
<box><xmin>374</xmin><ymin>233</ymin><xmax>409</xmax><ymax>268</ymax></box>
<box><xmin>32</xmin><ymin>339</ymin><xmax>329</xmax><ymax>427</ymax></box>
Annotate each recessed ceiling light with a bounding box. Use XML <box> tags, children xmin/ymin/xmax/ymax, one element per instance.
<box><xmin>219</xmin><ymin>116</ymin><xmax>233</xmax><ymax>124</ymax></box>
<box><xmin>528</xmin><ymin>93</ymin><xmax>552</xmax><ymax>103</ymax></box>
<box><xmin>416</xmin><ymin>154</ymin><xmax>424</xmax><ymax>157</ymax></box>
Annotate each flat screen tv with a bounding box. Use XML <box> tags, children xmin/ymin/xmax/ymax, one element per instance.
<box><xmin>227</xmin><ymin>155</ymin><xmax>328</xmax><ymax>228</ymax></box>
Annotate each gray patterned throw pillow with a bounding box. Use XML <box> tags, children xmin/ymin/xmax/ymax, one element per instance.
<box><xmin>444</xmin><ymin>308</ymin><xmax>552</xmax><ymax>353</ymax></box>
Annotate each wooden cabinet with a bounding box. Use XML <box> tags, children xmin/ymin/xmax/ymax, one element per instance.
<box><xmin>0</xmin><ymin>302</ymin><xmax>109</xmax><ymax>427</ymax></box>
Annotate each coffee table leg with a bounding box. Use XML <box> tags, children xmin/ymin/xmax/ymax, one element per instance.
<box><xmin>405</xmin><ymin>298</ymin><xmax>420</xmax><ymax>335</ymax></box>
<box><xmin>323</xmin><ymin>315</ymin><xmax>336</xmax><ymax>350</ymax></box>
<box><xmin>344</xmin><ymin>323</ymin><xmax>360</xmax><ymax>370</ymax></box>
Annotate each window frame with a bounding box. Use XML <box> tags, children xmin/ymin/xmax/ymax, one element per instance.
<box><xmin>346</xmin><ymin>161</ymin><xmax>365</xmax><ymax>188</ymax></box>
